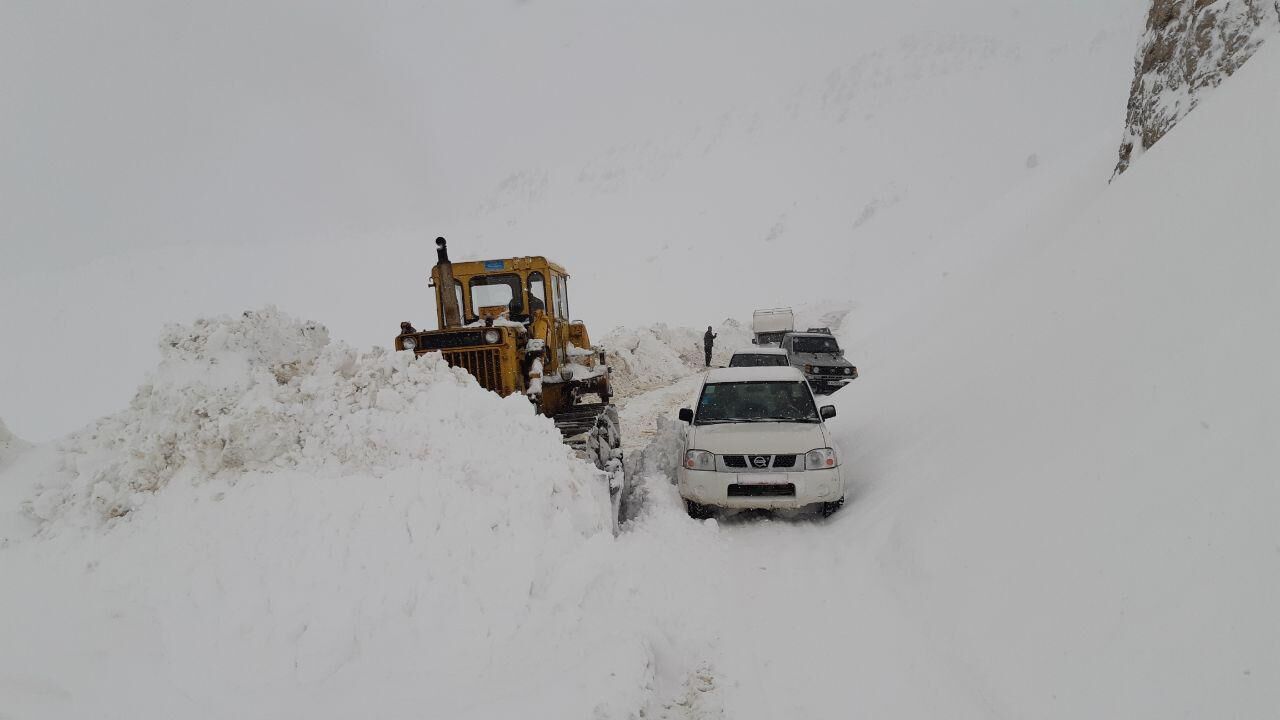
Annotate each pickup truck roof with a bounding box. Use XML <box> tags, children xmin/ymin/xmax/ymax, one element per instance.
<box><xmin>785</xmin><ymin>331</ymin><xmax>838</xmax><ymax>340</ymax></box>
<box><xmin>706</xmin><ymin>366</ymin><xmax>807</xmax><ymax>384</ymax></box>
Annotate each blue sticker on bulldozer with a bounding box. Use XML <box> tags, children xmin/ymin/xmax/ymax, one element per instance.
<box><xmin>484</xmin><ymin>260</ymin><xmax>505</xmax><ymax>270</ymax></box>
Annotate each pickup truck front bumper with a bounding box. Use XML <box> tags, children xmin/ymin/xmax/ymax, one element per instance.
<box><xmin>806</xmin><ymin>376</ymin><xmax>853</xmax><ymax>395</ymax></box>
<box><xmin>678</xmin><ymin>467</ymin><xmax>844</xmax><ymax>510</ymax></box>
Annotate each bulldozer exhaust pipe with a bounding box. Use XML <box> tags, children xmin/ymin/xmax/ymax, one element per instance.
<box><xmin>435</xmin><ymin>236</ymin><xmax>463</xmax><ymax>328</ymax></box>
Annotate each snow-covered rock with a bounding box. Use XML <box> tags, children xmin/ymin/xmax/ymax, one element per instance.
<box><xmin>1116</xmin><ymin>0</ymin><xmax>1279</xmax><ymax>174</ymax></box>
<box><xmin>0</xmin><ymin>418</ymin><xmax>30</xmax><ymax>471</ymax></box>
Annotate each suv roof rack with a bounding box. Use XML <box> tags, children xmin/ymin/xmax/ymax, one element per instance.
<box><xmin>806</xmin><ymin>327</ymin><xmax>833</xmax><ymax>335</ymax></box>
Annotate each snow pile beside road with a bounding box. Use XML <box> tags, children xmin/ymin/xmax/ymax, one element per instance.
<box><xmin>26</xmin><ymin>307</ymin><xmax>606</xmax><ymax>528</ymax></box>
<box><xmin>0</xmin><ymin>307</ymin><xmax>630</xmax><ymax>718</ymax></box>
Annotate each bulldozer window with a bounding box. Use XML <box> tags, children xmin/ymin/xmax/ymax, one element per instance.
<box><xmin>527</xmin><ymin>271</ymin><xmax>547</xmax><ymax>314</ymax></box>
<box><xmin>452</xmin><ymin>281</ymin><xmax>465</xmax><ymax>320</ymax></box>
<box><xmin>469</xmin><ymin>274</ymin><xmax>521</xmax><ymax>313</ymax></box>
<box><xmin>553</xmin><ymin>275</ymin><xmax>569</xmax><ymax>320</ymax></box>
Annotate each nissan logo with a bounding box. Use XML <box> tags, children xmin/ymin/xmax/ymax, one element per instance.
<box><xmin>751</xmin><ymin>455</ymin><xmax>769</xmax><ymax>469</ymax></box>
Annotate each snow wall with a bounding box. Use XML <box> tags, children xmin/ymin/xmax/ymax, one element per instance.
<box><xmin>0</xmin><ymin>307</ymin><xmax>643</xmax><ymax>718</ymax></box>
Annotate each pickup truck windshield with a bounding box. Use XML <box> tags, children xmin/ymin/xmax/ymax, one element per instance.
<box><xmin>729</xmin><ymin>353</ymin><xmax>789</xmax><ymax>368</ymax></box>
<box><xmin>695</xmin><ymin>381</ymin><xmax>818</xmax><ymax>424</ymax></box>
<box><xmin>792</xmin><ymin>336</ymin><xmax>840</xmax><ymax>353</ymax></box>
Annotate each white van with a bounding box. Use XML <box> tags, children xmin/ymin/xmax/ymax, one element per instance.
<box><xmin>676</xmin><ymin>366</ymin><xmax>845</xmax><ymax>518</ymax></box>
<box><xmin>751</xmin><ymin>307</ymin><xmax>795</xmax><ymax>346</ymax></box>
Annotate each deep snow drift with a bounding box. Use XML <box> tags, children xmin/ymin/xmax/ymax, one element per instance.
<box><xmin>827</xmin><ymin>41</ymin><xmax>1280</xmax><ymax>719</ymax></box>
<box><xmin>0</xmin><ymin>308</ymin><xmax>627</xmax><ymax>718</ymax></box>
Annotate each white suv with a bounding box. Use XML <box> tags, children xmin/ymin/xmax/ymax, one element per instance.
<box><xmin>727</xmin><ymin>347</ymin><xmax>790</xmax><ymax>368</ymax></box>
<box><xmin>676</xmin><ymin>366</ymin><xmax>845</xmax><ymax>518</ymax></box>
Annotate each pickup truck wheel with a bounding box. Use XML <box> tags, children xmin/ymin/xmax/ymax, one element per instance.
<box><xmin>820</xmin><ymin>497</ymin><xmax>845</xmax><ymax>518</ymax></box>
<box><xmin>685</xmin><ymin>500</ymin><xmax>715</xmax><ymax>520</ymax></box>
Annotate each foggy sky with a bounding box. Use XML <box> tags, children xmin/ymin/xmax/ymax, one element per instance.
<box><xmin>0</xmin><ymin>0</ymin><xmax>1143</xmax><ymax>440</ymax></box>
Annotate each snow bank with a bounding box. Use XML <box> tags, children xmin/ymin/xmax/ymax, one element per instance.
<box><xmin>602</xmin><ymin>319</ymin><xmax>751</xmax><ymax>397</ymax></box>
<box><xmin>0</xmin><ymin>307</ymin><xmax>638</xmax><ymax>718</ymax></box>
<box><xmin>24</xmin><ymin>307</ymin><xmax>607</xmax><ymax>528</ymax></box>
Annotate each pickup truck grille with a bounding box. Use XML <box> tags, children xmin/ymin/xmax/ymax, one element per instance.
<box><xmin>771</xmin><ymin>454</ymin><xmax>797</xmax><ymax>468</ymax></box>
<box><xmin>812</xmin><ymin>366</ymin><xmax>851</xmax><ymax>376</ymax></box>
<box><xmin>720</xmin><ymin>454</ymin><xmax>797</xmax><ymax>471</ymax></box>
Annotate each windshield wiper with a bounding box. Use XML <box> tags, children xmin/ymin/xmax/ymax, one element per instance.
<box><xmin>753</xmin><ymin>416</ymin><xmax>819</xmax><ymax>423</ymax></box>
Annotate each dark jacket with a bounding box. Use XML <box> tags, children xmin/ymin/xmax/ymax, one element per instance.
<box><xmin>703</xmin><ymin>330</ymin><xmax>717</xmax><ymax>348</ymax></box>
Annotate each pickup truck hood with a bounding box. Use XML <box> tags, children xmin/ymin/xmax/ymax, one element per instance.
<box><xmin>790</xmin><ymin>352</ymin><xmax>852</xmax><ymax>366</ymax></box>
<box><xmin>687</xmin><ymin>422</ymin><xmax>829</xmax><ymax>454</ymax></box>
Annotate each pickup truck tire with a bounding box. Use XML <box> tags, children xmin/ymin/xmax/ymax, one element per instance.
<box><xmin>820</xmin><ymin>497</ymin><xmax>845</xmax><ymax>518</ymax></box>
<box><xmin>685</xmin><ymin>499</ymin><xmax>716</xmax><ymax>520</ymax></box>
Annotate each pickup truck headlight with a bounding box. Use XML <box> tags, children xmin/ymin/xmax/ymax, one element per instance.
<box><xmin>402</xmin><ymin>337</ymin><xmax>417</xmax><ymax>351</ymax></box>
<box><xmin>684</xmin><ymin>450</ymin><xmax>715</xmax><ymax>471</ymax></box>
<box><xmin>805</xmin><ymin>448</ymin><xmax>838</xmax><ymax>470</ymax></box>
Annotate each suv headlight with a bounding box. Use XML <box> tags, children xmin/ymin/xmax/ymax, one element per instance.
<box><xmin>484</xmin><ymin>329</ymin><xmax>502</xmax><ymax>344</ymax></box>
<box><xmin>684</xmin><ymin>450</ymin><xmax>715</xmax><ymax>471</ymax></box>
<box><xmin>805</xmin><ymin>448</ymin><xmax>838</xmax><ymax>470</ymax></box>
<box><xmin>844</xmin><ymin>367</ymin><xmax>853</xmax><ymax>375</ymax></box>
<box><xmin>402</xmin><ymin>336</ymin><xmax>417</xmax><ymax>351</ymax></box>
<box><xmin>804</xmin><ymin>364</ymin><xmax>813</xmax><ymax>374</ymax></box>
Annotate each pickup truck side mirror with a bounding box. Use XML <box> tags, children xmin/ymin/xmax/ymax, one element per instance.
<box><xmin>678</xmin><ymin>408</ymin><xmax>694</xmax><ymax>423</ymax></box>
<box><xmin>820</xmin><ymin>405</ymin><xmax>837</xmax><ymax>420</ymax></box>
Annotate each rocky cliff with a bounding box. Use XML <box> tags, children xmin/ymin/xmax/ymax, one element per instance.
<box><xmin>1116</xmin><ymin>0</ymin><xmax>1279</xmax><ymax>175</ymax></box>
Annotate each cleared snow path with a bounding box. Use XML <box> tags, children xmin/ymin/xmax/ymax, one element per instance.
<box><xmin>609</xmin><ymin>336</ymin><xmax>986</xmax><ymax>717</ymax></box>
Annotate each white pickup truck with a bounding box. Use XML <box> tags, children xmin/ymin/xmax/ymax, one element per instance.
<box><xmin>676</xmin><ymin>366</ymin><xmax>845</xmax><ymax>518</ymax></box>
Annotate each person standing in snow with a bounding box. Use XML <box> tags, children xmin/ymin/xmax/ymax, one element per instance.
<box><xmin>703</xmin><ymin>326</ymin><xmax>717</xmax><ymax>368</ymax></box>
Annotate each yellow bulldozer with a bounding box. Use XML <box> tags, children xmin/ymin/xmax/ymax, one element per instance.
<box><xmin>395</xmin><ymin>238</ymin><xmax>622</xmax><ymax>475</ymax></box>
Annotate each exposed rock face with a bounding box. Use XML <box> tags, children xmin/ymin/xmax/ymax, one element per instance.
<box><xmin>1116</xmin><ymin>0</ymin><xmax>1279</xmax><ymax>175</ymax></box>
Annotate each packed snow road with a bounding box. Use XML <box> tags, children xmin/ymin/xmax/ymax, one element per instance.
<box><xmin>611</xmin><ymin>364</ymin><xmax>983</xmax><ymax>718</ymax></box>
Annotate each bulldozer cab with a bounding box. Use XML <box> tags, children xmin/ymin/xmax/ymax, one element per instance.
<box><xmin>398</xmin><ymin>238</ymin><xmax>607</xmax><ymax>419</ymax></box>
<box><xmin>433</xmin><ymin>257</ymin><xmax>567</xmax><ymax>330</ymax></box>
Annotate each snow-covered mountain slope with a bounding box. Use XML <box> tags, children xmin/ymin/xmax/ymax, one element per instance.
<box><xmin>826</xmin><ymin>40</ymin><xmax>1280</xmax><ymax>718</ymax></box>
<box><xmin>0</xmin><ymin>1</ymin><xmax>1145</xmax><ymax>441</ymax></box>
<box><xmin>3</xmin><ymin>6</ymin><xmax>1276</xmax><ymax>720</ymax></box>
<box><xmin>1</xmin><ymin>46</ymin><xmax>1277</xmax><ymax>713</ymax></box>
